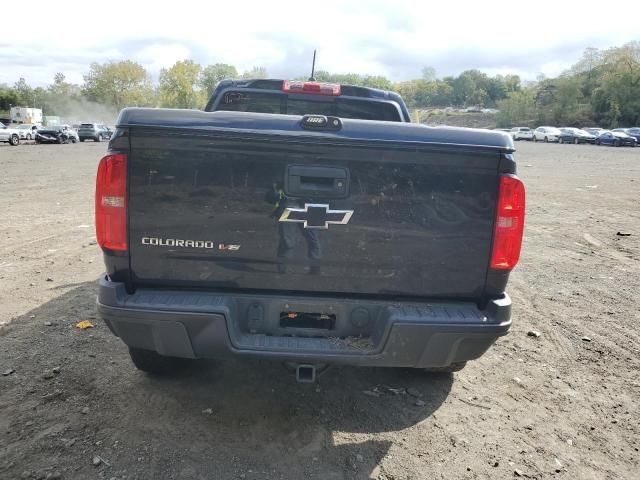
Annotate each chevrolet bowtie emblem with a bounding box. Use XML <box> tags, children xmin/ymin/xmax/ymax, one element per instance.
<box><xmin>279</xmin><ymin>203</ymin><xmax>354</xmax><ymax>229</ymax></box>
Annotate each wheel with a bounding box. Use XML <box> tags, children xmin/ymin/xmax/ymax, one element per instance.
<box><xmin>128</xmin><ymin>347</ymin><xmax>193</xmax><ymax>375</ymax></box>
<box><xmin>533</xmin><ymin>135</ymin><xmax>537</xmax><ymax>142</ymax></box>
<box><xmin>9</xmin><ymin>134</ymin><xmax>20</xmax><ymax>146</ymax></box>
<box><xmin>80</xmin><ymin>138</ymin><xmax>85</xmax><ymax>142</ymax></box>
<box><xmin>69</xmin><ymin>137</ymin><xmax>77</xmax><ymax>143</ymax></box>
<box><xmin>614</xmin><ymin>140</ymin><xmax>621</xmax><ymax>147</ymax></box>
<box><xmin>424</xmin><ymin>362</ymin><xmax>467</xmax><ymax>374</ymax></box>
<box><xmin>544</xmin><ymin>136</ymin><xmax>548</xmax><ymax>143</ymax></box>
<box><xmin>96</xmin><ymin>134</ymin><xmax>103</xmax><ymax>142</ymax></box>
<box><xmin>595</xmin><ymin>139</ymin><xmax>600</xmax><ymax>145</ymax></box>
<box><xmin>559</xmin><ymin>138</ymin><xmax>563</xmax><ymax>144</ymax></box>
<box><xmin>26</xmin><ymin>134</ymin><xmax>32</xmax><ymax>140</ymax></box>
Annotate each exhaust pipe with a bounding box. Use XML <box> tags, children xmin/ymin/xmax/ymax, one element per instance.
<box><xmin>295</xmin><ymin>364</ymin><xmax>316</xmax><ymax>383</ymax></box>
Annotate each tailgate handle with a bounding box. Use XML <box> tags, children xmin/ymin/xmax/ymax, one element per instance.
<box><xmin>285</xmin><ymin>165</ymin><xmax>349</xmax><ymax>198</ymax></box>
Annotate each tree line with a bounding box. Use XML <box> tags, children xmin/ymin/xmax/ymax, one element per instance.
<box><xmin>1</xmin><ymin>41</ymin><xmax>638</xmax><ymax>127</ymax></box>
<box><xmin>496</xmin><ymin>42</ymin><xmax>640</xmax><ymax>128</ymax></box>
<box><xmin>0</xmin><ymin>62</ymin><xmax>267</xmax><ymax>118</ymax></box>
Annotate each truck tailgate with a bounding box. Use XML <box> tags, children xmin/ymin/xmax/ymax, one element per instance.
<box><xmin>126</xmin><ymin>117</ymin><xmax>504</xmax><ymax>299</ymax></box>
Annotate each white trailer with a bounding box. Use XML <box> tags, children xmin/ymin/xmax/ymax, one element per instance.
<box><xmin>10</xmin><ymin>107</ymin><xmax>43</xmax><ymax>124</ymax></box>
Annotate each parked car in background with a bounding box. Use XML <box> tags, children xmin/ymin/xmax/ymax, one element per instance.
<box><xmin>35</xmin><ymin>125</ymin><xmax>77</xmax><ymax>144</ymax></box>
<box><xmin>612</xmin><ymin>128</ymin><xmax>640</xmax><ymax>143</ymax></box>
<box><xmin>510</xmin><ymin>127</ymin><xmax>534</xmax><ymax>141</ymax></box>
<box><xmin>595</xmin><ymin>131</ymin><xmax>637</xmax><ymax>147</ymax></box>
<box><xmin>558</xmin><ymin>128</ymin><xmax>596</xmax><ymax>144</ymax></box>
<box><xmin>78</xmin><ymin>123</ymin><xmax>112</xmax><ymax>142</ymax></box>
<box><xmin>583</xmin><ymin>127</ymin><xmax>604</xmax><ymax>137</ymax></box>
<box><xmin>15</xmin><ymin>124</ymin><xmax>40</xmax><ymax>140</ymax></box>
<box><xmin>533</xmin><ymin>126</ymin><xmax>561</xmax><ymax>142</ymax></box>
<box><xmin>0</xmin><ymin>121</ymin><xmax>21</xmax><ymax>145</ymax></box>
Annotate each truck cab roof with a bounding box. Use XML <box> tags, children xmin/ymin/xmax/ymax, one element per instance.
<box><xmin>204</xmin><ymin>78</ymin><xmax>412</xmax><ymax>123</ymax></box>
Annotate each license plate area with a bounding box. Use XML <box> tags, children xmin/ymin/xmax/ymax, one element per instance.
<box><xmin>279</xmin><ymin>311</ymin><xmax>336</xmax><ymax>330</ymax></box>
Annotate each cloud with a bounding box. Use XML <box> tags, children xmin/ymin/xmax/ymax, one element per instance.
<box><xmin>1</xmin><ymin>0</ymin><xmax>639</xmax><ymax>88</ymax></box>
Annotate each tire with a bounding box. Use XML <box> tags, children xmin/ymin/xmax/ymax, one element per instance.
<box><xmin>70</xmin><ymin>137</ymin><xmax>77</xmax><ymax>143</ymax></box>
<box><xmin>533</xmin><ymin>135</ymin><xmax>537</xmax><ymax>143</ymax></box>
<box><xmin>9</xmin><ymin>134</ymin><xmax>20</xmax><ymax>146</ymax></box>
<box><xmin>128</xmin><ymin>347</ymin><xmax>193</xmax><ymax>375</ymax></box>
<box><xmin>424</xmin><ymin>362</ymin><xmax>467</xmax><ymax>374</ymax></box>
<box><xmin>80</xmin><ymin>138</ymin><xmax>85</xmax><ymax>142</ymax></box>
<box><xmin>614</xmin><ymin>140</ymin><xmax>621</xmax><ymax>147</ymax></box>
<box><xmin>558</xmin><ymin>138</ymin><xmax>563</xmax><ymax>144</ymax></box>
<box><xmin>544</xmin><ymin>136</ymin><xmax>548</xmax><ymax>143</ymax></box>
<box><xmin>26</xmin><ymin>134</ymin><xmax>32</xmax><ymax>140</ymax></box>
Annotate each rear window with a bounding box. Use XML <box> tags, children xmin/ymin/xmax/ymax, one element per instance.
<box><xmin>215</xmin><ymin>91</ymin><xmax>402</xmax><ymax>122</ymax></box>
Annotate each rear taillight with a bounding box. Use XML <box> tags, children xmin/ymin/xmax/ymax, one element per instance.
<box><xmin>282</xmin><ymin>80</ymin><xmax>341</xmax><ymax>96</ymax></box>
<box><xmin>490</xmin><ymin>175</ymin><xmax>525</xmax><ymax>270</ymax></box>
<box><xmin>95</xmin><ymin>153</ymin><xmax>127</xmax><ymax>251</ymax></box>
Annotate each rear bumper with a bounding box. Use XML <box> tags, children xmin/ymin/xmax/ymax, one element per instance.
<box><xmin>97</xmin><ymin>278</ymin><xmax>512</xmax><ymax>368</ymax></box>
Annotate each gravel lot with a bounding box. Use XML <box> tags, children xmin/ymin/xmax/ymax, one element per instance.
<box><xmin>1</xmin><ymin>140</ymin><xmax>638</xmax><ymax>480</ymax></box>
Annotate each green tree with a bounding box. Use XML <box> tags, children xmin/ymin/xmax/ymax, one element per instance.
<box><xmin>13</xmin><ymin>78</ymin><xmax>34</xmax><ymax>106</ymax></box>
<box><xmin>32</xmin><ymin>87</ymin><xmax>50</xmax><ymax>113</ymax></box>
<box><xmin>550</xmin><ymin>75</ymin><xmax>590</xmax><ymax>126</ymax></box>
<box><xmin>571</xmin><ymin>47</ymin><xmax>604</xmax><ymax>98</ymax></box>
<box><xmin>503</xmin><ymin>74</ymin><xmax>521</xmax><ymax>93</ymax></box>
<box><xmin>595</xmin><ymin>43</ymin><xmax>640</xmax><ymax>126</ymax></box>
<box><xmin>395</xmin><ymin>80</ymin><xmax>420</xmax><ymax>106</ymax></box>
<box><xmin>608</xmin><ymin>100</ymin><xmax>622</xmax><ymax>128</ymax></box>
<box><xmin>200</xmin><ymin>63</ymin><xmax>238</xmax><ymax>97</ymax></box>
<box><xmin>0</xmin><ymin>85</ymin><xmax>20</xmax><ymax>112</ymax></box>
<box><xmin>242</xmin><ymin>66</ymin><xmax>268</xmax><ymax>79</ymax></box>
<box><xmin>158</xmin><ymin>60</ymin><xmax>204</xmax><ymax>109</ymax></box>
<box><xmin>83</xmin><ymin>61</ymin><xmax>155</xmax><ymax>110</ymax></box>
<box><xmin>495</xmin><ymin>89</ymin><xmax>537</xmax><ymax>127</ymax></box>
<box><xmin>452</xmin><ymin>70</ymin><xmax>489</xmax><ymax>106</ymax></box>
<box><xmin>485</xmin><ymin>76</ymin><xmax>508</xmax><ymax>104</ymax></box>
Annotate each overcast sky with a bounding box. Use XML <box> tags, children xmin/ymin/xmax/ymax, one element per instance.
<box><xmin>1</xmin><ymin>0</ymin><xmax>638</xmax><ymax>87</ymax></box>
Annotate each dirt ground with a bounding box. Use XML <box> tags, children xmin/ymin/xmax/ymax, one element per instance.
<box><xmin>1</xmin><ymin>140</ymin><xmax>638</xmax><ymax>480</ymax></box>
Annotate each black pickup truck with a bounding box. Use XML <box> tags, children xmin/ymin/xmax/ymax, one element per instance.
<box><xmin>96</xmin><ymin>79</ymin><xmax>524</xmax><ymax>382</ymax></box>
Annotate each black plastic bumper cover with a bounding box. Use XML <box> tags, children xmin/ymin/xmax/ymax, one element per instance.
<box><xmin>97</xmin><ymin>278</ymin><xmax>511</xmax><ymax>368</ymax></box>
